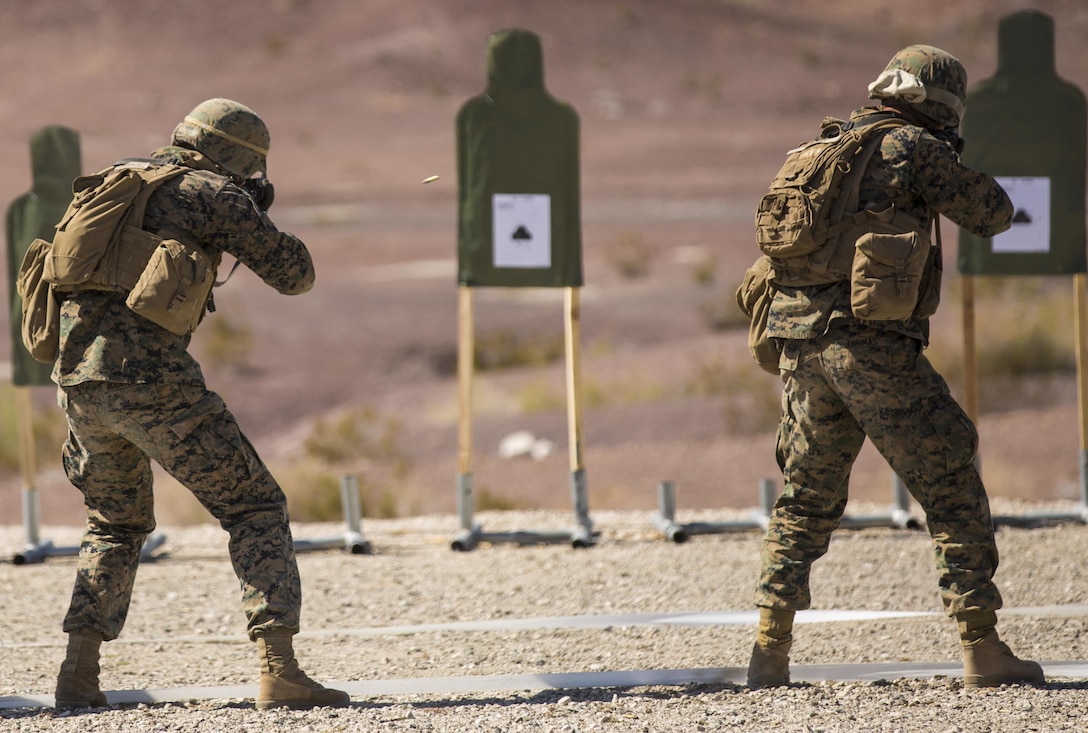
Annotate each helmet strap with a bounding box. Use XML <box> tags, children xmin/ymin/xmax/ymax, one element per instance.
<box><xmin>183</xmin><ymin>115</ymin><xmax>269</xmax><ymax>156</ymax></box>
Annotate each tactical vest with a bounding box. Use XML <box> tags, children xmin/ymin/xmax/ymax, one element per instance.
<box><xmin>755</xmin><ymin>115</ymin><xmax>935</xmax><ymax>322</ymax></box>
<box><xmin>44</xmin><ymin>159</ymin><xmax>221</xmax><ymax>335</ymax></box>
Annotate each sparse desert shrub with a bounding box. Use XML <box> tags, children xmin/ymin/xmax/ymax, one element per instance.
<box><xmin>975</xmin><ymin>278</ymin><xmax>1074</xmax><ymax>377</ymax></box>
<box><xmin>293</xmin><ymin>408</ymin><xmax>412</xmax><ymax>520</ymax></box>
<box><xmin>685</xmin><ymin>354</ymin><xmax>734</xmax><ymax>397</ymax></box>
<box><xmin>303</xmin><ymin>407</ymin><xmax>408</xmax><ymax>468</ymax></box>
<box><xmin>685</xmin><ymin>353</ymin><xmax>781</xmax><ymax>434</ymax></box>
<box><xmin>691</xmin><ymin>252</ymin><xmax>717</xmax><ymax>285</ymax></box>
<box><xmin>698</xmin><ymin>281</ymin><xmax>749</xmax><ymax>332</ymax></box>
<box><xmin>517</xmin><ymin>372</ymin><xmax>668</xmax><ymax>413</ymax></box>
<box><xmin>585</xmin><ymin>373</ymin><xmax>668</xmax><ymax>408</ymax></box>
<box><xmin>292</xmin><ymin>469</ymin><xmax>343</xmax><ymax>521</ymax></box>
<box><xmin>0</xmin><ymin>385</ymin><xmax>67</xmax><ymax>474</ymax></box>
<box><xmin>198</xmin><ymin>311</ymin><xmax>254</xmax><ymax>372</ymax></box>
<box><xmin>603</xmin><ymin>231</ymin><xmax>654</xmax><ymax>279</ymax></box>
<box><xmin>475</xmin><ymin>328</ymin><xmax>564</xmax><ymax>371</ymax></box>
<box><xmin>474</xmin><ymin>486</ymin><xmax>524</xmax><ymax>511</ymax></box>
<box><xmin>928</xmin><ymin>275</ymin><xmax>1076</xmax><ymax>412</ymax></box>
<box><xmin>518</xmin><ymin>377</ymin><xmax>566</xmax><ymax>414</ymax></box>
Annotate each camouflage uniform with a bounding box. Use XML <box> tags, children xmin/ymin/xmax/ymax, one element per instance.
<box><xmin>56</xmin><ymin>144</ymin><xmax>313</xmax><ymax>642</ymax></box>
<box><xmin>747</xmin><ymin>46</ymin><xmax>1043</xmax><ymax>693</ymax></box>
<box><xmin>755</xmin><ymin>107</ymin><xmax>1014</xmax><ymax>616</ymax></box>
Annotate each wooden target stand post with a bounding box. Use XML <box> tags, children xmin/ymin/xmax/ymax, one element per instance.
<box><xmin>960</xmin><ymin>271</ymin><xmax>1088</xmax><ymax>526</ymax></box>
<box><xmin>957</xmin><ymin>10</ymin><xmax>1088</xmax><ymax>526</ymax></box>
<box><xmin>452</xmin><ymin>286</ymin><xmax>594</xmax><ymax>550</ymax></box>
<box><xmin>451</xmin><ymin>28</ymin><xmax>593</xmax><ymax>551</ymax></box>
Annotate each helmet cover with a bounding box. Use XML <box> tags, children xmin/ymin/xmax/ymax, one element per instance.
<box><xmin>171</xmin><ymin>98</ymin><xmax>269</xmax><ymax>178</ymax></box>
<box><xmin>868</xmin><ymin>45</ymin><xmax>967</xmax><ymax>128</ymax></box>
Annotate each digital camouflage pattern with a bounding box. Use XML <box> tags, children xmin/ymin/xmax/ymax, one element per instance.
<box><xmin>61</xmin><ymin>382</ymin><xmax>300</xmax><ymax>640</ymax></box>
<box><xmin>875</xmin><ymin>44</ymin><xmax>967</xmax><ymax>129</ymax></box>
<box><xmin>756</xmin><ymin>70</ymin><xmax>1014</xmax><ymax>619</ymax></box>
<box><xmin>57</xmin><ymin>140</ymin><xmax>313</xmax><ymax>642</ymax></box>
<box><xmin>755</xmin><ymin>324</ymin><xmax>1001</xmax><ymax>616</ymax></box>
<box><xmin>53</xmin><ymin>146</ymin><xmax>313</xmax><ymax>387</ymax></box>
<box><xmin>766</xmin><ymin>106</ymin><xmax>1013</xmax><ymax>345</ymax></box>
<box><xmin>170</xmin><ymin>98</ymin><xmax>269</xmax><ymax>179</ymax></box>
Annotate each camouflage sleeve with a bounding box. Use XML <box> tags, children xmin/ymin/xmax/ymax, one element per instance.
<box><xmin>909</xmin><ymin>132</ymin><xmax>1013</xmax><ymax>238</ymax></box>
<box><xmin>204</xmin><ymin>184</ymin><xmax>315</xmax><ymax>295</ymax></box>
<box><xmin>146</xmin><ymin>171</ymin><xmax>316</xmax><ymax>295</ymax></box>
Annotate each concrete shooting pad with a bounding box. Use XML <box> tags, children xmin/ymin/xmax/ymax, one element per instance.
<box><xmin>4</xmin><ymin>606</ymin><xmax>1087</xmax><ymax>710</ymax></box>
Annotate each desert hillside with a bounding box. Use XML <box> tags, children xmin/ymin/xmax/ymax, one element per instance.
<box><xmin>1</xmin><ymin>0</ymin><xmax>1087</xmax><ymax>527</ymax></box>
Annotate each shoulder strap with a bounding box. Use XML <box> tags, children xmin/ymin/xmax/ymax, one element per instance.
<box><xmin>826</xmin><ymin>118</ymin><xmax>909</xmax><ymax>237</ymax></box>
<box><xmin>118</xmin><ymin>161</ymin><xmax>190</xmax><ymax>231</ymax></box>
<box><xmin>115</xmin><ymin>160</ymin><xmax>240</xmax><ymax>290</ymax></box>
<box><xmin>102</xmin><ymin>162</ymin><xmax>193</xmax><ymax>292</ymax></box>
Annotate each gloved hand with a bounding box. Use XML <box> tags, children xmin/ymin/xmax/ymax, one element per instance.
<box><xmin>243</xmin><ymin>173</ymin><xmax>275</xmax><ymax>211</ymax></box>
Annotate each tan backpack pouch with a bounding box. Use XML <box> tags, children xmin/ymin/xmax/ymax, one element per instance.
<box><xmin>736</xmin><ymin>255</ymin><xmax>782</xmax><ymax>374</ymax></box>
<box><xmin>16</xmin><ymin>238</ymin><xmax>62</xmax><ymax>363</ymax></box>
<box><xmin>755</xmin><ymin>189</ymin><xmax>821</xmax><ymax>259</ymax></box>
<box><xmin>850</xmin><ymin>208</ymin><xmax>931</xmax><ymax>321</ymax></box>
<box><xmin>125</xmin><ymin>238</ymin><xmax>216</xmax><ymax>335</ymax></box>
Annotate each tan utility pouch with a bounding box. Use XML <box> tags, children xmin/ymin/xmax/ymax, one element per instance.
<box><xmin>849</xmin><ymin>207</ymin><xmax>931</xmax><ymax>321</ymax></box>
<box><xmin>125</xmin><ymin>238</ymin><xmax>217</xmax><ymax>335</ymax></box>
<box><xmin>16</xmin><ymin>238</ymin><xmax>62</xmax><ymax>363</ymax></box>
<box><xmin>736</xmin><ymin>255</ymin><xmax>782</xmax><ymax>374</ymax></box>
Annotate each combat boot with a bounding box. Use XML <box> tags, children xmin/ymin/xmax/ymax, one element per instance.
<box><xmin>958</xmin><ymin>611</ymin><xmax>1045</xmax><ymax>689</ymax></box>
<box><xmin>256</xmin><ymin>630</ymin><xmax>350</xmax><ymax>710</ymax></box>
<box><xmin>55</xmin><ymin>632</ymin><xmax>109</xmax><ymax>710</ymax></box>
<box><xmin>747</xmin><ymin>607</ymin><xmax>794</xmax><ymax>688</ymax></box>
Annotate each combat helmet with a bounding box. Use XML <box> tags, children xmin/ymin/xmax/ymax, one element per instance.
<box><xmin>171</xmin><ymin>98</ymin><xmax>269</xmax><ymax>179</ymax></box>
<box><xmin>867</xmin><ymin>45</ymin><xmax>967</xmax><ymax>129</ymax></box>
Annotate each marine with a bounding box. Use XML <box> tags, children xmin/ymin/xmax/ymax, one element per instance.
<box><xmin>52</xmin><ymin>98</ymin><xmax>350</xmax><ymax>711</ymax></box>
<box><xmin>747</xmin><ymin>45</ymin><xmax>1046</xmax><ymax>691</ymax></box>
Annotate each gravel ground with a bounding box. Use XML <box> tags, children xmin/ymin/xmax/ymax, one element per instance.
<box><xmin>2</xmin><ymin>501</ymin><xmax>1087</xmax><ymax>732</ymax></box>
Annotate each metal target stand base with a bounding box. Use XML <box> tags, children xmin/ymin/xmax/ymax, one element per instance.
<box><xmin>293</xmin><ymin>475</ymin><xmax>373</xmax><ymax>555</ymax></box>
<box><xmin>836</xmin><ymin>475</ymin><xmax>922</xmax><ymax>530</ymax></box>
<box><xmin>451</xmin><ymin>287</ymin><xmax>597</xmax><ymax>552</ymax></box>
<box><xmin>13</xmin><ymin>487</ymin><xmax>168</xmax><ymax>566</ymax></box>
<box><xmin>451</xmin><ymin>470</ymin><xmax>596</xmax><ymax>551</ymax></box>
<box><xmin>652</xmin><ymin>480</ymin><xmax>774</xmax><ymax>542</ymax></box>
<box><xmin>653</xmin><ymin>474</ymin><xmax>922</xmax><ymax>543</ymax></box>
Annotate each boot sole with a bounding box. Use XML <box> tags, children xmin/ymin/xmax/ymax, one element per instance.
<box><xmin>256</xmin><ymin>696</ymin><xmax>351</xmax><ymax>711</ymax></box>
<box><xmin>747</xmin><ymin>675</ymin><xmax>790</xmax><ymax>689</ymax></box>
<box><xmin>55</xmin><ymin>699</ymin><xmax>106</xmax><ymax>710</ymax></box>
<box><xmin>256</xmin><ymin>701</ymin><xmax>351</xmax><ymax>710</ymax></box>
<box><xmin>964</xmin><ymin>674</ymin><xmax>1046</xmax><ymax>689</ymax></box>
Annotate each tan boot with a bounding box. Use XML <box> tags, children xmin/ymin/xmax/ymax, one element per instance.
<box><xmin>958</xmin><ymin>611</ymin><xmax>1045</xmax><ymax>689</ymax></box>
<box><xmin>747</xmin><ymin>607</ymin><xmax>794</xmax><ymax>689</ymax></box>
<box><xmin>55</xmin><ymin>632</ymin><xmax>108</xmax><ymax>710</ymax></box>
<box><xmin>256</xmin><ymin>631</ymin><xmax>350</xmax><ymax>710</ymax></box>
<box><xmin>962</xmin><ymin>631</ymin><xmax>1045</xmax><ymax>689</ymax></box>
